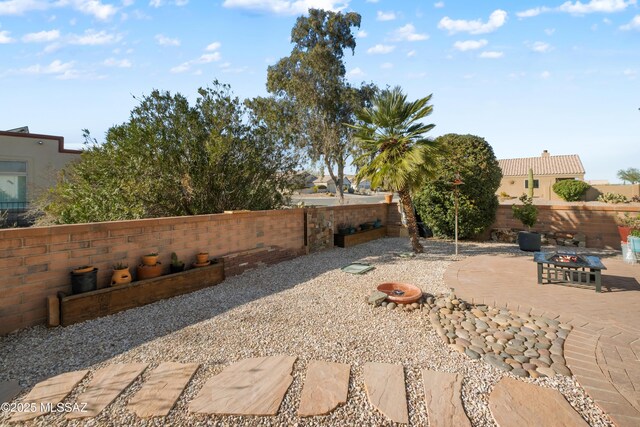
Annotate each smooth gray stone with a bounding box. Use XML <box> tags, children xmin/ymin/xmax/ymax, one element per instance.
<box><xmin>475</xmin><ymin>320</ymin><xmax>489</xmax><ymax>330</ymax></box>
<box><xmin>550</xmin><ymin>354</ymin><xmax>566</xmax><ymax>364</ymax></box>
<box><xmin>484</xmin><ymin>354</ymin><xmax>513</xmax><ymax>372</ymax></box>
<box><xmin>524</xmin><ymin>349</ymin><xmax>539</xmax><ymax>358</ymax></box>
<box><xmin>465</xmin><ymin>348</ymin><xmax>481</xmax><ymax>360</ymax></box>
<box><xmin>513</xmin><ymin>355</ymin><xmax>529</xmax><ymax>364</ymax></box>
<box><xmin>537</xmin><ymin>367</ymin><xmax>556</xmax><ymax>377</ymax></box>
<box><xmin>511</xmin><ymin>368</ymin><xmax>529</xmax><ymax>378</ymax></box>
<box><xmin>369</xmin><ymin>291</ymin><xmax>388</xmax><ymax>305</ymax></box>
<box><xmin>469</xmin><ymin>345</ymin><xmax>485</xmax><ymax>355</ymax></box>
<box><xmin>551</xmin><ymin>363</ymin><xmax>572</xmax><ymax>376</ymax></box>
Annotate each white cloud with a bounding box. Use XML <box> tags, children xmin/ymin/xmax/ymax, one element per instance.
<box><xmin>540</xmin><ymin>70</ymin><xmax>551</xmax><ymax>78</ymax></box>
<box><xmin>620</xmin><ymin>14</ymin><xmax>640</xmax><ymax>30</ymax></box>
<box><xmin>407</xmin><ymin>49</ymin><xmax>416</xmax><ymax>57</ymax></box>
<box><xmin>149</xmin><ymin>0</ymin><xmax>162</xmax><ymax>6</ymax></box>
<box><xmin>391</xmin><ymin>24</ymin><xmax>428</xmax><ymax>41</ymax></box>
<box><xmin>367</xmin><ymin>44</ymin><xmax>395</xmax><ymax>54</ymax></box>
<box><xmin>347</xmin><ymin>67</ymin><xmax>364</xmax><ymax>77</ymax></box>
<box><xmin>155</xmin><ymin>34</ymin><xmax>180</xmax><ymax>46</ymax></box>
<box><xmin>438</xmin><ymin>9</ymin><xmax>507</xmax><ymax>34</ymax></box>
<box><xmin>558</xmin><ymin>0</ymin><xmax>635</xmax><ymax>14</ymax></box>
<box><xmin>623</xmin><ymin>68</ymin><xmax>637</xmax><ymax>78</ymax></box>
<box><xmin>377</xmin><ymin>10</ymin><xmax>396</xmax><ymax>21</ymax></box>
<box><xmin>221</xmin><ymin>0</ymin><xmax>348</xmax><ymax>16</ymax></box>
<box><xmin>380</xmin><ymin>62</ymin><xmax>393</xmax><ymax>69</ymax></box>
<box><xmin>171</xmin><ymin>42</ymin><xmax>222</xmax><ymax>73</ymax></box>
<box><xmin>19</xmin><ymin>59</ymin><xmax>75</xmax><ymax>75</ymax></box>
<box><xmin>71</xmin><ymin>0</ymin><xmax>117</xmax><ymax>20</ymax></box>
<box><xmin>545</xmin><ymin>28</ymin><xmax>556</xmax><ymax>35</ymax></box>
<box><xmin>365</xmin><ymin>0</ymin><xmax>378</xmax><ymax>3</ymax></box>
<box><xmin>0</xmin><ymin>0</ymin><xmax>50</xmax><ymax>16</ymax></box>
<box><xmin>205</xmin><ymin>41</ymin><xmax>221</xmax><ymax>51</ymax></box>
<box><xmin>69</xmin><ymin>30</ymin><xmax>121</xmax><ymax>45</ymax></box>
<box><xmin>516</xmin><ymin>7</ymin><xmax>550</xmax><ymax>18</ymax></box>
<box><xmin>357</xmin><ymin>29</ymin><xmax>367</xmax><ymax>38</ymax></box>
<box><xmin>22</xmin><ymin>29</ymin><xmax>60</xmax><ymax>42</ymax></box>
<box><xmin>0</xmin><ymin>0</ymin><xmax>116</xmax><ymax>19</ymax></box>
<box><xmin>531</xmin><ymin>41</ymin><xmax>551</xmax><ymax>52</ymax></box>
<box><xmin>0</xmin><ymin>30</ymin><xmax>14</xmax><ymax>43</ymax></box>
<box><xmin>103</xmin><ymin>57</ymin><xmax>132</xmax><ymax>67</ymax></box>
<box><xmin>479</xmin><ymin>50</ymin><xmax>503</xmax><ymax>58</ymax></box>
<box><xmin>453</xmin><ymin>39</ymin><xmax>487</xmax><ymax>51</ymax></box>
<box><xmin>434</xmin><ymin>2</ymin><xmax>444</xmax><ymax>8</ymax></box>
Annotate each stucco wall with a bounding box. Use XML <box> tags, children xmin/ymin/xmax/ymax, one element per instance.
<box><xmin>497</xmin><ymin>174</ymin><xmax>585</xmax><ymax>200</ymax></box>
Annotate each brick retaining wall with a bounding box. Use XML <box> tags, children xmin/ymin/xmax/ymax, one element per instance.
<box><xmin>0</xmin><ymin>204</ymin><xmax>394</xmax><ymax>335</ymax></box>
<box><xmin>491</xmin><ymin>204</ymin><xmax>640</xmax><ymax>249</ymax></box>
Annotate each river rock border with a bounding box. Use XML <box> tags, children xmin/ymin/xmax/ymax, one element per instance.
<box><xmin>368</xmin><ymin>290</ymin><xmax>572</xmax><ymax>378</ymax></box>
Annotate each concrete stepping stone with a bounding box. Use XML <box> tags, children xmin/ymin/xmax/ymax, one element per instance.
<box><xmin>189</xmin><ymin>355</ymin><xmax>296</xmax><ymax>416</ymax></box>
<box><xmin>0</xmin><ymin>381</ymin><xmax>21</xmax><ymax>404</ymax></box>
<box><xmin>363</xmin><ymin>362</ymin><xmax>408</xmax><ymax>424</ymax></box>
<box><xmin>298</xmin><ymin>360</ymin><xmax>350</xmax><ymax>417</ymax></box>
<box><xmin>10</xmin><ymin>370</ymin><xmax>89</xmax><ymax>422</ymax></box>
<box><xmin>422</xmin><ymin>370</ymin><xmax>471</xmax><ymax>427</ymax></box>
<box><xmin>128</xmin><ymin>362</ymin><xmax>199</xmax><ymax>418</ymax></box>
<box><xmin>67</xmin><ymin>363</ymin><xmax>147</xmax><ymax>419</ymax></box>
<box><xmin>489</xmin><ymin>377</ymin><xmax>588</xmax><ymax>426</ymax></box>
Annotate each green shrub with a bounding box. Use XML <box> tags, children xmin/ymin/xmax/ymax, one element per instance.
<box><xmin>414</xmin><ymin>134</ymin><xmax>502</xmax><ymax>238</ymax></box>
<box><xmin>312</xmin><ymin>185</ymin><xmax>318</xmax><ymax>193</ymax></box>
<box><xmin>597</xmin><ymin>192</ymin><xmax>628</xmax><ymax>204</ymax></box>
<box><xmin>512</xmin><ymin>194</ymin><xmax>538</xmax><ymax>229</ymax></box>
<box><xmin>552</xmin><ymin>180</ymin><xmax>590</xmax><ymax>201</ymax></box>
<box><xmin>630</xmin><ymin>229</ymin><xmax>640</xmax><ymax>238</ymax></box>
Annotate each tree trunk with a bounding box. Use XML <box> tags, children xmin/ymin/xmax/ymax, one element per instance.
<box><xmin>398</xmin><ymin>189</ymin><xmax>423</xmax><ymax>253</ymax></box>
<box><xmin>325</xmin><ymin>158</ymin><xmax>344</xmax><ymax>204</ymax></box>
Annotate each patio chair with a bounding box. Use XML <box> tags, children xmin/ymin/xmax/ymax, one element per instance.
<box><xmin>628</xmin><ymin>236</ymin><xmax>640</xmax><ymax>264</ymax></box>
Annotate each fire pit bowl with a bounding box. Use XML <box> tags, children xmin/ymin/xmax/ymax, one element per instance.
<box><xmin>376</xmin><ymin>282</ymin><xmax>423</xmax><ymax>304</ymax></box>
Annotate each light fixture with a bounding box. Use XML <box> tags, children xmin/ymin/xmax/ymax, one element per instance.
<box><xmin>37</xmin><ymin>140</ymin><xmax>43</xmax><ymax>145</ymax></box>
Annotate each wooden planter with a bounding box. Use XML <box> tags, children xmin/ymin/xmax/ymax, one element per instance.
<box><xmin>334</xmin><ymin>226</ymin><xmax>387</xmax><ymax>248</ymax></box>
<box><xmin>55</xmin><ymin>259</ymin><xmax>224</xmax><ymax>326</ymax></box>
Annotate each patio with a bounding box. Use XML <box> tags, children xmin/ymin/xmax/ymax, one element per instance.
<box><xmin>0</xmin><ymin>237</ymin><xmax>635</xmax><ymax>425</ymax></box>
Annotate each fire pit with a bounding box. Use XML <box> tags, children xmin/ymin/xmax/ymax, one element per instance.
<box><xmin>376</xmin><ymin>282</ymin><xmax>423</xmax><ymax>304</ymax></box>
<box><xmin>533</xmin><ymin>251</ymin><xmax>607</xmax><ymax>293</ymax></box>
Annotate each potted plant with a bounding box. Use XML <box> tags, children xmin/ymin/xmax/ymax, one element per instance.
<box><xmin>384</xmin><ymin>193</ymin><xmax>393</xmax><ymax>204</ymax></box>
<box><xmin>512</xmin><ymin>194</ymin><xmax>541</xmax><ymax>252</ymax></box>
<box><xmin>142</xmin><ymin>253</ymin><xmax>159</xmax><ymax>266</ymax></box>
<box><xmin>137</xmin><ymin>253</ymin><xmax>162</xmax><ymax>280</ymax></box>
<box><xmin>194</xmin><ymin>252</ymin><xmax>210</xmax><ymax>267</ymax></box>
<box><xmin>170</xmin><ymin>252</ymin><xmax>185</xmax><ymax>273</ymax></box>
<box><xmin>337</xmin><ymin>223</ymin><xmax>350</xmax><ymax>235</ymax></box>
<box><xmin>111</xmin><ymin>262</ymin><xmax>131</xmax><ymax>286</ymax></box>
<box><xmin>70</xmin><ymin>265</ymin><xmax>98</xmax><ymax>294</ymax></box>
<box><xmin>617</xmin><ymin>213</ymin><xmax>640</xmax><ymax>243</ymax></box>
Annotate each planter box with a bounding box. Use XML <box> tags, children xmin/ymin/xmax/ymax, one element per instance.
<box><xmin>57</xmin><ymin>259</ymin><xmax>224</xmax><ymax>326</ymax></box>
<box><xmin>334</xmin><ymin>226</ymin><xmax>387</xmax><ymax>248</ymax></box>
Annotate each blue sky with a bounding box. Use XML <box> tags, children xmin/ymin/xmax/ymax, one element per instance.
<box><xmin>1</xmin><ymin>0</ymin><xmax>639</xmax><ymax>182</ymax></box>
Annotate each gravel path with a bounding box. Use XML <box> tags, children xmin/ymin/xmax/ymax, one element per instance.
<box><xmin>0</xmin><ymin>238</ymin><xmax>614</xmax><ymax>426</ymax></box>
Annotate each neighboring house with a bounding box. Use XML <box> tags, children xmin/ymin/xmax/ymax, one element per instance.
<box><xmin>345</xmin><ymin>174</ymin><xmax>372</xmax><ymax>191</ymax></box>
<box><xmin>313</xmin><ymin>175</ymin><xmax>351</xmax><ymax>193</ymax></box>
<box><xmin>497</xmin><ymin>150</ymin><xmax>585</xmax><ymax>200</ymax></box>
<box><xmin>0</xmin><ymin>128</ymin><xmax>81</xmax><ymax>223</ymax></box>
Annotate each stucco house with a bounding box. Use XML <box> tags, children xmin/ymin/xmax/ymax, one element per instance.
<box><xmin>313</xmin><ymin>175</ymin><xmax>351</xmax><ymax>193</ymax></box>
<box><xmin>497</xmin><ymin>150</ymin><xmax>585</xmax><ymax>200</ymax></box>
<box><xmin>0</xmin><ymin>127</ymin><xmax>81</xmax><ymax>223</ymax></box>
<box><xmin>345</xmin><ymin>174</ymin><xmax>372</xmax><ymax>192</ymax></box>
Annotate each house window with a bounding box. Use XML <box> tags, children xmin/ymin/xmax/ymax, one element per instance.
<box><xmin>0</xmin><ymin>161</ymin><xmax>27</xmax><ymax>209</ymax></box>
<box><xmin>524</xmin><ymin>179</ymin><xmax>539</xmax><ymax>189</ymax></box>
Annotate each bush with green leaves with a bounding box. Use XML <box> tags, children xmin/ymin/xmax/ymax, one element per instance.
<box><xmin>33</xmin><ymin>81</ymin><xmax>299</xmax><ymax>224</ymax></box>
<box><xmin>597</xmin><ymin>192</ymin><xmax>628</xmax><ymax>204</ymax></box>
<box><xmin>512</xmin><ymin>194</ymin><xmax>538</xmax><ymax>230</ymax></box>
<box><xmin>414</xmin><ymin>134</ymin><xmax>502</xmax><ymax>239</ymax></box>
<box><xmin>552</xmin><ymin>179</ymin><xmax>590</xmax><ymax>201</ymax></box>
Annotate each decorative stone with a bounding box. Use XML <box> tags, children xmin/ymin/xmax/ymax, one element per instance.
<box><xmin>387</xmin><ymin>302</ymin><xmax>397</xmax><ymax>310</ymax></box>
<box><xmin>422</xmin><ymin>370</ymin><xmax>471</xmax><ymax>427</ymax></box>
<box><xmin>298</xmin><ymin>360</ymin><xmax>350</xmax><ymax>417</ymax></box>
<box><xmin>484</xmin><ymin>354</ymin><xmax>512</xmax><ymax>372</ymax></box>
<box><xmin>368</xmin><ymin>291</ymin><xmax>388</xmax><ymax>306</ymax></box>
<box><xmin>536</xmin><ymin>367</ymin><xmax>556</xmax><ymax>377</ymax></box>
<box><xmin>511</xmin><ymin>368</ymin><xmax>529</xmax><ymax>378</ymax></box>
<box><xmin>363</xmin><ymin>362</ymin><xmax>408</xmax><ymax>424</ymax></box>
<box><xmin>551</xmin><ymin>363</ymin><xmax>572</xmax><ymax>376</ymax></box>
<box><xmin>449</xmin><ymin>344</ymin><xmax>465</xmax><ymax>353</ymax></box>
<box><xmin>465</xmin><ymin>348</ymin><xmax>481</xmax><ymax>360</ymax></box>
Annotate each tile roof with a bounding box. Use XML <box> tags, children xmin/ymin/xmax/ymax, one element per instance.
<box><xmin>498</xmin><ymin>153</ymin><xmax>585</xmax><ymax>176</ymax></box>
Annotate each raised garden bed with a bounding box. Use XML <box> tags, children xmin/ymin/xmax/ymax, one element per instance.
<box><xmin>54</xmin><ymin>259</ymin><xmax>224</xmax><ymax>326</ymax></box>
<box><xmin>334</xmin><ymin>226</ymin><xmax>387</xmax><ymax>248</ymax></box>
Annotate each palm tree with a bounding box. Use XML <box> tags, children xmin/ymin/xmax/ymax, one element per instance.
<box><xmin>349</xmin><ymin>87</ymin><xmax>439</xmax><ymax>253</ymax></box>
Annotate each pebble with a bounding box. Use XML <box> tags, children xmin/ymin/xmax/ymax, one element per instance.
<box><xmin>537</xmin><ymin>366</ymin><xmax>556</xmax><ymax>377</ymax></box>
<box><xmin>387</xmin><ymin>302</ymin><xmax>397</xmax><ymax>310</ymax></box>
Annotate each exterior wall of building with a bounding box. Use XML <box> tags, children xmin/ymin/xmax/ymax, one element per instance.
<box><xmin>586</xmin><ymin>184</ymin><xmax>640</xmax><ymax>201</ymax></box>
<box><xmin>0</xmin><ymin>131</ymin><xmax>81</xmax><ymax>205</ymax></box>
<box><xmin>0</xmin><ymin>204</ymin><xmax>395</xmax><ymax>335</ymax></box>
<box><xmin>497</xmin><ymin>173</ymin><xmax>585</xmax><ymax>200</ymax></box>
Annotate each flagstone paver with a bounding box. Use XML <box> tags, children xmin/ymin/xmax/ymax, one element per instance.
<box><xmin>128</xmin><ymin>362</ymin><xmax>199</xmax><ymax>418</ymax></box>
<box><xmin>189</xmin><ymin>355</ymin><xmax>296</xmax><ymax>416</ymax></box>
<box><xmin>0</xmin><ymin>381</ymin><xmax>21</xmax><ymax>405</ymax></box>
<box><xmin>446</xmin><ymin>254</ymin><xmax>640</xmax><ymax>427</ymax></box>
<box><xmin>362</xmin><ymin>362</ymin><xmax>408</xmax><ymax>424</ymax></box>
<box><xmin>10</xmin><ymin>370</ymin><xmax>89</xmax><ymax>422</ymax></box>
<box><xmin>489</xmin><ymin>377</ymin><xmax>589</xmax><ymax>426</ymax></box>
<box><xmin>66</xmin><ymin>363</ymin><xmax>147</xmax><ymax>419</ymax></box>
<box><xmin>298</xmin><ymin>360</ymin><xmax>350</xmax><ymax>417</ymax></box>
<box><xmin>422</xmin><ymin>369</ymin><xmax>471</xmax><ymax>427</ymax></box>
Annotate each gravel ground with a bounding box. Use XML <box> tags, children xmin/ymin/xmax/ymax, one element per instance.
<box><xmin>0</xmin><ymin>237</ymin><xmax>615</xmax><ymax>426</ymax></box>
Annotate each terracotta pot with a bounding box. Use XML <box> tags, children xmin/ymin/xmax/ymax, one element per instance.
<box><xmin>377</xmin><ymin>282</ymin><xmax>423</xmax><ymax>304</ymax></box>
<box><xmin>137</xmin><ymin>262</ymin><xmax>163</xmax><ymax>280</ymax></box>
<box><xmin>384</xmin><ymin>194</ymin><xmax>393</xmax><ymax>204</ymax></box>
<box><xmin>142</xmin><ymin>254</ymin><xmax>159</xmax><ymax>266</ymax></box>
<box><xmin>193</xmin><ymin>260</ymin><xmax>212</xmax><ymax>268</ymax></box>
<box><xmin>196</xmin><ymin>253</ymin><xmax>209</xmax><ymax>264</ymax></box>
<box><xmin>618</xmin><ymin>226</ymin><xmax>632</xmax><ymax>243</ymax></box>
<box><xmin>111</xmin><ymin>267</ymin><xmax>131</xmax><ymax>286</ymax></box>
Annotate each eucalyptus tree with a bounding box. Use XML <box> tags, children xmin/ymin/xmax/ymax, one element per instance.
<box><xmin>267</xmin><ymin>8</ymin><xmax>373</xmax><ymax>201</ymax></box>
<box><xmin>350</xmin><ymin>87</ymin><xmax>439</xmax><ymax>253</ymax></box>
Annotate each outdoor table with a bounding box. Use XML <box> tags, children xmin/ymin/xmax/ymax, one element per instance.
<box><xmin>534</xmin><ymin>251</ymin><xmax>607</xmax><ymax>293</ymax></box>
